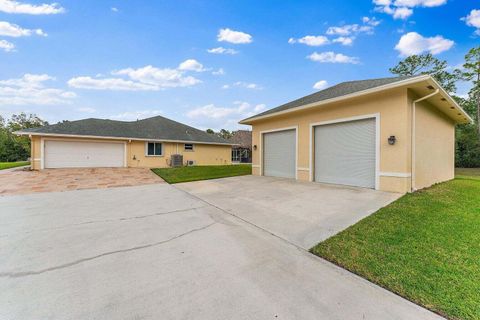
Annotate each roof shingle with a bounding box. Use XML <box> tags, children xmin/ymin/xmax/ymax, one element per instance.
<box><xmin>19</xmin><ymin>116</ymin><xmax>232</xmax><ymax>145</ymax></box>
<box><xmin>241</xmin><ymin>75</ymin><xmax>420</xmax><ymax>122</ymax></box>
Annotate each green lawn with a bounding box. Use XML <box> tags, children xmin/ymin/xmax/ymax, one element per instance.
<box><xmin>311</xmin><ymin>169</ymin><xmax>480</xmax><ymax>320</ymax></box>
<box><xmin>152</xmin><ymin>164</ymin><xmax>251</xmax><ymax>184</ymax></box>
<box><xmin>0</xmin><ymin>161</ymin><xmax>30</xmax><ymax>170</ymax></box>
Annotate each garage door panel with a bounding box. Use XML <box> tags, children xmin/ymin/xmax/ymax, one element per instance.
<box><xmin>45</xmin><ymin>140</ymin><xmax>125</xmax><ymax>168</ymax></box>
<box><xmin>263</xmin><ymin>130</ymin><xmax>296</xmax><ymax>179</ymax></box>
<box><xmin>314</xmin><ymin>118</ymin><xmax>376</xmax><ymax>188</ymax></box>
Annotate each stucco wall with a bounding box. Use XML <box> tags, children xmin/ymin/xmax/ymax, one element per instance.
<box><xmin>250</xmin><ymin>88</ymin><xmax>412</xmax><ymax>193</ymax></box>
<box><xmin>414</xmin><ymin>99</ymin><xmax>455</xmax><ymax>190</ymax></box>
<box><xmin>127</xmin><ymin>141</ymin><xmax>231</xmax><ymax>167</ymax></box>
<box><xmin>30</xmin><ymin>136</ymin><xmax>231</xmax><ymax>169</ymax></box>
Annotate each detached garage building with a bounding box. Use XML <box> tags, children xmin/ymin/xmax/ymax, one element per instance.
<box><xmin>240</xmin><ymin>75</ymin><xmax>472</xmax><ymax>193</ymax></box>
<box><xmin>16</xmin><ymin>116</ymin><xmax>233</xmax><ymax>170</ymax></box>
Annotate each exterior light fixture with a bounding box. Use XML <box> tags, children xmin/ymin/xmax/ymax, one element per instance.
<box><xmin>253</xmin><ymin>145</ymin><xmax>257</xmax><ymax>150</ymax></box>
<box><xmin>388</xmin><ymin>135</ymin><xmax>396</xmax><ymax>145</ymax></box>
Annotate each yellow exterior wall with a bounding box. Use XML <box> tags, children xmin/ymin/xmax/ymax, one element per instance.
<box><xmin>251</xmin><ymin>88</ymin><xmax>412</xmax><ymax>193</ymax></box>
<box><xmin>250</xmin><ymin>87</ymin><xmax>456</xmax><ymax>193</ymax></box>
<box><xmin>414</xmin><ymin>99</ymin><xmax>455</xmax><ymax>190</ymax></box>
<box><xmin>127</xmin><ymin>141</ymin><xmax>231</xmax><ymax>168</ymax></box>
<box><xmin>29</xmin><ymin>136</ymin><xmax>231</xmax><ymax>170</ymax></box>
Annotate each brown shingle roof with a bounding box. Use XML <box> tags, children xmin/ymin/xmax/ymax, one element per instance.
<box><xmin>230</xmin><ymin>130</ymin><xmax>252</xmax><ymax>149</ymax></box>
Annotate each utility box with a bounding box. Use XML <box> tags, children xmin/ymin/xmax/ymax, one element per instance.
<box><xmin>171</xmin><ymin>154</ymin><xmax>183</xmax><ymax>167</ymax></box>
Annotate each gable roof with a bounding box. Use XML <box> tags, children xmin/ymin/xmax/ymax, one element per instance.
<box><xmin>239</xmin><ymin>75</ymin><xmax>473</xmax><ymax>124</ymax></box>
<box><xmin>230</xmin><ymin>130</ymin><xmax>252</xmax><ymax>149</ymax></box>
<box><xmin>17</xmin><ymin>115</ymin><xmax>233</xmax><ymax>145</ymax></box>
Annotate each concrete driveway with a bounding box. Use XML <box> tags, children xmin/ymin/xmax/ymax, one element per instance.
<box><xmin>178</xmin><ymin>176</ymin><xmax>402</xmax><ymax>249</ymax></box>
<box><xmin>0</xmin><ymin>180</ymin><xmax>442</xmax><ymax>320</ymax></box>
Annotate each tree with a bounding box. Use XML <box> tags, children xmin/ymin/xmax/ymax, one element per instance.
<box><xmin>389</xmin><ymin>53</ymin><xmax>458</xmax><ymax>93</ymax></box>
<box><xmin>217</xmin><ymin>129</ymin><xmax>233</xmax><ymax>140</ymax></box>
<box><xmin>206</xmin><ymin>129</ymin><xmax>215</xmax><ymax>134</ymax></box>
<box><xmin>0</xmin><ymin>113</ymin><xmax>48</xmax><ymax>162</ymax></box>
<box><xmin>455</xmin><ymin>46</ymin><xmax>480</xmax><ymax>135</ymax></box>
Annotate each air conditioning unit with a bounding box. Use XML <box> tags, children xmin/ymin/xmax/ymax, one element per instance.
<box><xmin>171</xmin><ymin>154</ymin><xmax>183</xmax><ymax>167</ymax></box>
<box><xmin>186</xmin><ymin>160</ymin><xmax>196</xmax><ymax>166</ymax></box>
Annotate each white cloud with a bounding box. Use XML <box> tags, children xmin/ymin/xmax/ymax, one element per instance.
<box><xmin>69</xmin><ymin>63</ymin><xmax>203</xmax><ymax>91</ymax></box>
<box><xmin>207</xmin><ymin>47</ymin><xmax>238</xmax><ymax>55</ymax></box>
<box><xmin>186</xmin><ymin>101</ymin><xmax>266</xmax><ymax>130</ymax></box>
<box><xmin>462</xmin><ymin>9</ymin><xmax>480</xmax><ymax>35</ymax></box>
<box><xmin>212</xmin><ymin>68</ymin><xmax>225</xmax><ymax>76</ymax></box>
<box><xmin>0</xmin><ymin>39</ymin><xmax>14</xmax><ymax>51</ymax></box>
<box><xmin>307</xmin><ymin>51</ymin><xmax>359</xmax><ymax>64</ymax></box>
<box><xmin>392</xmin><ymin>7</ymin><xmax>413</xmax><ymax>19</ymax></box>
<box><xmin>67</xmin><ymin>77</ymin><xmax>157</xmax><ymax>91</ymax></box>
<box><xmin>0</xmin><ymin>73</ymin><xmax>76</xmax><ymax>105</ymax></box>
<box><xmin>362</xmin><ymin>16</ymin><xmax>381</xmax><ymax>26</ymax></box>
<box><xmin>374</xmin><ymin>0</ymin><xmax>445</xmax><ymax>19</ymax></box>
<box><xmin>393</xmin><ymin>0</ymin><xmax>446</xmax><ymax>7</ymax></box>
<box><xmin>0</xmin><ymin>21</ymin><xmax>46</xmax><ymax>37</ymax></box>
<box><xmin>111</xmin><ymin>7</ymin><xmax>118</xmax><ymax>12</ymax></box>
<box><xmin>111</xmin><ymin>110</ymin><xmax>162</xmax><ymax>121</ymax></box>
<box><xmin>288</xmin><ymin>35</ymin><xmax>329</xmax><ymax>46</ymax></box>
<box><xmin>77</xmin><ymin>107</ymin><xmax>96</xmax><ymax>113</ymax></box>
<box><xmin>217</xmin><ymin>28</ymin><xmax>252</xmax><ymax>44</ymax></box>
<box><xmin>178</xmin><ymin>59</ymin><xmax>206</xmax><ymax>72</ymax></box>
<box><xmin>222</xmin><ymin>81</ymin><xmax>262</xmax><ymax>90</ymax></box>
<box><xmin>0</xmin><ymin>0</ymin><xmax>64</xmax><ymax>14</ymax></box>
<box><xmin>313</xmin><ymin>80</ymin><xmax>328</xmax><ymax>90</ymax></box>
<box><xmin>332</xmin><ymin>36</ymin><xmax>354</xmax><ymax>45</ymax></box>
<box><xmin>394</xmin><ymin>32</ymin><xmax>454</xmax><ymax>56</ymax></box>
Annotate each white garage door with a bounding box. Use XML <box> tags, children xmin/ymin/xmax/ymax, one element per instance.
<box><xmin>263</xmin><ymin>129</ymin><xmax>296</xmax><ymax>178</ymax></box>
<box><xmin>44</xmin><ymin>140</ymin><xmax>125</xmax><ymax>169</ymax></box>
<box><xmin>314</xmin><ymin>118</ymin><xmax>376</xmax><ymax>188</ymax></box>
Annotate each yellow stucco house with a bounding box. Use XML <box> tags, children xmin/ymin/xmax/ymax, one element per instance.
<box><xmin>240</xmin><ymin>75</ymin><xmax>473</xmax><ymax>194</ymax></box>
<box><xmin>16</xmin><ymin>116</ymin><xmax>233</xmax><ymax>170</ymax></box>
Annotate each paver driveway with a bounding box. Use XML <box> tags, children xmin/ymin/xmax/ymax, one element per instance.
<box><xmin>0</xmin><ymin>167</ymin><xmax>163</xmax><ymax>196</ymax></box>
<box><xmin>0</xmin><ymin>180</ymin><xmax>442</xmax><ymax>319</ymax></box>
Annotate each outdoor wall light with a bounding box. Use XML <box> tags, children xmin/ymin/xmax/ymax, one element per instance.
<box><xmin>133</xmin><ymin>155</ymin><xmax>137</xmax><ymax>160</ymax></box>
<box><xmin>253</xmin><ymin>145</ymin><xmax>257</xmax><ymax>150</ymax></box>
<box><xmin>388</xmin><ymin>135</ymin><xmax>396</xmax><ymax>145</ymax></box>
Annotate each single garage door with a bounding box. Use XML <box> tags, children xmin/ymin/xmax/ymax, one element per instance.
<box><xmin>44</xmin><ymin>140</ymin><xmax>125</xmax><ymax>168</ymax></box>
<box><xmin>314</xmin><ymin>118</ymin><xmax>376</xmax><ymax>188</ymax></box>
<box><xmin>263</xmin><ymin>129</ymin><xmax>296</xmax><ymax>178</ymax></box>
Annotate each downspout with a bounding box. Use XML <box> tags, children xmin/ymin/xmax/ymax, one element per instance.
<box><xmin>411</xmin><ymin>89</ymin><xmax>439</xmax><ymax>192</ymax></box>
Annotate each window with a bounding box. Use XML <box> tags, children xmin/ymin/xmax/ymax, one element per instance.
<box><xmin>184</xmin><ymin>143</ymin><xmax>194</xmax><ymax>151</ymax></box>
<box><xmin>147</xmin><ymin>142</ymin><xmax>162</xmax><ymax>156</ymax></box>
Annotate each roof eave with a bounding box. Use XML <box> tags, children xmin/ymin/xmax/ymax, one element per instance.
<box><xmin>239</xmin><ymin>74</ymin><xmax>432</xmax><ymax>125</ymax></box>
<box><xmin>426</xmin><ymin>77</ymin><xmax>474</xmax><ymax>125</ymax></box>
<box><xmin>14</xmin><ymin>131</ymin><xmax>235</xmax><ymax>146</ymax></box>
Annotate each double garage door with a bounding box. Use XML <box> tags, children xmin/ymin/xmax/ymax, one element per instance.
<box><xmin>44</xmin><ymin>140</ymin><xmax>125</xmax><ymax>169</ymax></box>
<box><xmin>263</xmin><ymin>118</ymin><xmax>376</xmax><ymax>188</ymax></box>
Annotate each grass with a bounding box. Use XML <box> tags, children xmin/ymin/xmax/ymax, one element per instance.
<box><xmin>0</xmin><ymin>161</ymin><xmax>30</xmax><ymax>170</ymax></box>
<box><xmin>152</xmin><ymin>164</ymin><xmax>251</xmax><ymax>184</ymax></box>
<box><xmin>311</xmin><ymin>168</ymin><xmax>480</xmax><ymax>320</ymax></box>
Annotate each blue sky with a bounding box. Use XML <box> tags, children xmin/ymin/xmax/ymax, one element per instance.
<box><xmin>0</xmin><ymin>0</ymin><xmax>478</xmax><ymax>130</ymax></box>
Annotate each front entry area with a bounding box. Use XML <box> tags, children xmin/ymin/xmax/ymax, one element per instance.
<box><xmin>262</xmin><ymin>129</ymin><xmax>296</xmax><ymax>178</ymax></box>
<box><xmin>313</xmin><ymin>117</ymin><xmax>377</xmax><ymax>189</ymax></box>
<box><xmin>44</xmin><ymin>140</ymin><xmax>125</xmax><ymax>169</ymax></box>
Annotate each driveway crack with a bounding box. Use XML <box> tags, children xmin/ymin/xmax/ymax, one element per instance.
<box><xmin>0</xmin><ymin>205</ymin><xmax>209</xmax><ymax>238</ymax></box>
<box><xmin>0</xmin><ymin>222</ymin><xmax>216</xmax><ymax>278</ymax></box>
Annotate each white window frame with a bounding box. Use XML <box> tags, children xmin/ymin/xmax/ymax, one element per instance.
<box><xmin>259</xmin><ymin>126</ymin><xmax>298</xmax><ymax>179</ymax></box>
<box><xmin>145</xmin><ymin>141</ymin><xmax>163</xmax><ymax>157</ymax></box>
<box><xmin>309</xmin><ymin>113</ymin><xmax>380</xmax><ymax>190</ymax></box>
<box><xmin>184</xmin><ymin>143</ymin><xmax>194</xmax><ymax>151</ymax></box>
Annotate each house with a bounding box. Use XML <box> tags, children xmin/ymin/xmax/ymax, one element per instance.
<box><xmin>239</xmin><ymin>75</ymin><xmax>473</xmax><ymax>194</ymax></box>
<box><xmin>230</xmin><ymin>130</ymin><xmax>252</xmax><ymax>163</ymax></box>
<box><xmin>16</xmin><ymin>116</ymin><xmax>234</xmax><ymax>170</ymax></box>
